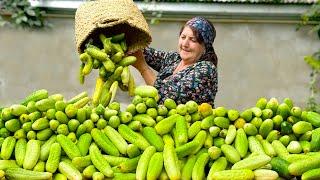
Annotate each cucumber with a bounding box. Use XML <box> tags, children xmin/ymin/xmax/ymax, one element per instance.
<box><xmin>163</xmin><ymin>144</ymin><xmax>181</xmax><ymax>180</ymax></box>
<box><xmin>154</xmin><ymin>114</ymin><xmax>181</xmax><ymax>135</ymax></box>
<box><xmin>103</xmin><ymin>155</ymin><xmax>128</xmax><ymax>166</ymax></box>
<box><xmin>292</xmin><ymin>121</ymin><xmax>313</xmax><ymax>135</ymax></box>
<box><xmin>310</xmin><ymin>127</ymin><xmax>320</xmax><ymax>151</ymax></box>
<box><xmin>181</xmin><ymin>155</ymin><xmax>197</xmax><ymax>180</ymax></box>
<box><xmin>240</xmin><ymin>109</ymin><xmax>253</xmax><ymax>122</ymax></box>
<box><xmin>210</xmin><ymin>169</ymin><xmax>255</xmax><ymax>180</ymax></box>
<box><xmin>5</xmin><ymin>167</ymin><xmax>52</xmax><ymax>179</ymax></box>
<box><xmin>133</xmin><ymin>114</ymin><xmax>155</xmax><ymax>127</ymax></box>
<box><xmin>175</xmin><ymin>140</ymin><xmax>199</xmax><ymax>158</ymax></box>
<box><xmin>32</xmin><ymin>118</ymin><xmax>50</xmax><ymax>131</ymax></box>
<box><xmin>76</xmin><ymin>133</ymin><xmax>92</xmax><ymax>156</ymax></box>
<box><xmin>46</xmin><ymin>143</ymin><xmax>61</xmax><ymax>173</ymax></box>
<box><xmin>270</xmin><ymin>157</ymin><xmax>291</xmax><ymax>179</ymax></box>
<box><xmin>207</xmin><ymin>157</ymin><xmax>228</xmax><ymax>180</ymax></box>
<box><xmin>58</xmin><ymin>161</ymin><xmax>82</xmax><ymax>180</ymax></box>
<box><xmin>136</xmin><ymin>146</ymin><xmax>156</xmax><ymax>180</ymax></box>
<box><xmin>271</xmin><ymin>140</ymin><xmax>289</xmax><ymax>158</ymax></box>
<box><xmin>83</xmin><ymin>165</ymin><xmax>97</xmax><ymax>179</ymax></box>
<box><xmin>234</xmin><ymin>128</ymin><xmax>248</xmax><ymax>158</ymax></box>
<box><xmin>288</xmin><ymin>154</ymin><xmax>320</xmax><ymax>176</ymax></box>
<box><xmin>0</xmin><ymin>160</ymin><xmax>19</xmax><ymax>170</ymax></box>
<box><xmin>111</xmin><ymin>33</ymin><xmax>125</xmax><ymax>42</ymax></box>
<box><xmin>301</xmin><ymin>168</ymin><xmax>320</xmax><ymax>180</ymax></box>
<box><xmin>221</xmin><ymin>144</ymin><xmax>241</xmax><ymax>164</ymax></box>
<box><xmin>5</xmin><ymin>118</ymin><xmax>21</xmax><ymax>132</ymax></box>
<box><xmin>92</xmin><ymin>77</ymin><xmax>104</xmax><ymax>107</ymax></box>
<box><xmin>192</xmin><ymin>152</ymin><xmax>209</xmax><ymax>180</ymax></box>
<box><xmin>91</xmin><ymin>128</ymin><xmax>120</xmax><ymax>156</ymax></box>
<box><xmin>10</xmin><ymin>104</ymin><xmax>27</xmax><ymax>116</ymax></box>
<box><xmin>260</xmin><ymin>140</ymin><xmax>276</xmax><ymax>157</ymax></box>
<box><xmin>103</xmin><ymin>126</ymin><xmax>128</xmax><ymax>155</ymax></box>
<box><xmin>21</xmin><ymin>89</ymin><xmax>49</xmax><ymax>106</ymax></box>
<box><xmin>214</xmin><ymin>117</ymin><xmax>230</xmax><ymax>129</ymax></box>
<box><xmin>56</xmin><ymin>134</ymin><xmax>81</xmax><ymax>159</ymax></box>
<box><xmin>15</xmin><ymin>138</ymin><xmax>27</xmax><ymax>167</ymax></box>
<box><xmin>287</xmin><ymin>141</ymin><xmax>302</xmax><ymax>154</ymax></box>
<box><xmin>40</xmin><ymin>135</ymin><xmax>57</xmax><ymax>161</ymax></box>
<box><xmin>188</xmin><ymin>121</ymin><xmax>202</xmax><ymax>139</ymax></box>
<box><xmin>248</xmin><ymin>136</ymin><xmax>265</xmax><ymax>155</ymax></box>
<box><xmin>33</xmin><ymin>161</ymin><xmax>45</xmax><ymax>172</ymax></box>
<box><xmin>134</xmin><ymin>85</ymin><xmax>158</xmax><ymax>98</ymax></box>
<box><xmin>118</xmin><ymin>155</ymin><xmax>141</xmax><ymax>173</ymax></box>
<box><xmin>201</xmin><ymin>115</ymin><xmax>215</xmax><ymax>129</ymax></box>
<box><xmin>254</xmin><ymin>169</ymin><xmax>279</xmax><ymax>180</ymax></box>
<box><xmin>231</xmin><ymin>154</ymin><xmax>271</xmax><ymax>170</ymax></box>
<box><xmin>306</xmin><ymin>111</ymin><xmax>320</xmax><ymax>127</ymax></box>
<box><xmin>35</xmin><ymin>98</ymin><xmax>55</xmax><ymax>112</ymax></box>
<box><xmin>1</xmin><ymin>136</ymin><xmax>16</xmax><ymax>160</ymax></box>
<box><xmin>146</xmin><ymin>153</ymin><xmax>163</xmax><ymax>180</ymax></box>
<box><xmin>118</xmin><ymin>56</ymin><xmax>137</xmax><ymax>66</ymax></box>
<box><xmin>259</xmin><ymin>119</ymin><xmax>273</xmax><ymax>138</ymax></box>
<box><xmin>72</xmin><ymin>155</ymin><xmax>92</xmax><ymax>169</ymax></box>
<box><xmin>118</xmin><ymin>124</ymin><xmax>150</xmax><ymax>150</ymax></box>
<box><xmin>86</xmin><ymin>47</ymin><xmax>108</xmax><ymax>62</ymax></box>
<box><xmin>23</xmin><ymin>140</ymin><xmax>41</xmax><ymax>170</ymax></box>
<box><xmin>67</xmin><ymin>91</ymin><xmax>88</xmax><ymax>105</ymax></box>
<box><xmin>225</xmin><ymin>125</ymin><xmax>237</xmax><ymax>145</ymax></box>
<box><xmin>127</xmin><ymin>144</ymin><xmax>141</xmax><ymax>158</ymax></box>
<box><xmin>89</xmin><ymin>143</ymin><xmax>114</xmax><ymax>177</ymax></box>
<box><xmin>142</xmin><ymin>127</ymin><xmax>164</xmax><ymax>152</ymax></box>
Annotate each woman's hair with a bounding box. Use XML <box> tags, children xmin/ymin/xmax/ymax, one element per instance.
<box><xmin>179</xmin><ymin>19</ymin><xmax>218</xmax><ymax>67</ymax></box>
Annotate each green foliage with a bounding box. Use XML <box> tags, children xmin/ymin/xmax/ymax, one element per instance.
<box><xmin>300</xmin><ymin>1</ymin><xmax>320</xmax><ymax>112</ymax></box>
<box><xmin>0</xmin><ymin>0</ymin><xmax>50</xmax><ymax>29</ymax></box>
<box><xmin>304</xmin><ymin>54</ymin><xmax>320</xmax><ymax>113</ymax></box>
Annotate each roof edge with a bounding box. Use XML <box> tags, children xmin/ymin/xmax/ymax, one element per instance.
<box><xmin>29</xmin><ymin>1</ymin><xmax>314</xmax><ymax>23</ymax></box>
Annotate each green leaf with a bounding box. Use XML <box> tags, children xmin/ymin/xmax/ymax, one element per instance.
<box><xmin>304</xmin><ymin>55</ymin><xmax>320</xmax><ymax>70</ymax></box>
<box><xmin>22</xmin><ymin>16</ymin><xmax>28</xmax><ymax>22</ymax></box>
<box><xmin>0</xmin><ymin>21</ymin><xmax>7</xmax><ymax>27</ymax></box>
<box><xmin>26</xmin><ymin>9</ymin><xmax>35</xmax><ymax>16</ymax></box>
<box><xmin>15</xmin><ymin>17</ymin><xmax>21</xmax><ymax>24</ymax></box>
<box><xmin>34</xmin><ymin>20</ymin><xmax>42</xmax><ymax>26</ymax></box>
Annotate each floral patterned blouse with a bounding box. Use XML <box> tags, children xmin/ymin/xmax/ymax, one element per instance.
<box><xmin>143</xmin><ymin>47</ymin><xmax>218</xmax><ymax>107</ymax></box>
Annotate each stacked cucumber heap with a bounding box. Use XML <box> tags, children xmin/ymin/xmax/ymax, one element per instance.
<box><xmin>1</xmin><ymin>86</ymin><xmax>320</xmax><ymax>180</ymax></box>
<box><xmin>1</xmin><ymin>31</ymin><xmax>320</xmax><ymax>180</ymax></box>
<box><xmin>79</xmin><ymin>33</ymin><xmax>136</xmax><ymax>107</ymax></box>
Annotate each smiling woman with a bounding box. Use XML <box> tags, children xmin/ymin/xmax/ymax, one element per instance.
<box><xmin>132</xmin><ymin>17</ymin><xmax>218</xmax><ymax>106</ymax></box>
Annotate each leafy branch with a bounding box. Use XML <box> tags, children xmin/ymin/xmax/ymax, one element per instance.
<box><xmin>0</xmin><ymin>0</ymin><xmax>50</xmax><ymax>29</ymax></box>
<box><xmin>300</xmin><ymin>1</ymin><xmax>320</xmax><ymax>112</ymax></box>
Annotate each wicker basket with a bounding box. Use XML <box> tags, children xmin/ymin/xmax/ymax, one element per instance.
<box><xmin>75</xmin><ymin>0</ymin><xmax>152</xmax><ymax>54</ymax></box>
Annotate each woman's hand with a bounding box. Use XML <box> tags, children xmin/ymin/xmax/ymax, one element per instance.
<box><xmin>128</xmin><ymin>49</ymin><xmax>156</xmax><ymax>86</ymax></box>
<box><xmin>130</xmin><ymin>49</ymin><xmax>148</xmax><ymax>73</ymax></box>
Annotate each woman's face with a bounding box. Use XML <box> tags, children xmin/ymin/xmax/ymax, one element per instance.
<box><xmin>178</xmin><ymin>26</ymin><xmax>205</xmax><ymax>64</ymax></box>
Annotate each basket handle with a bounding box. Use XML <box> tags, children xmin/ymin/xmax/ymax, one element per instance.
<box><xmin>94</xmin><ymin>17</ymin><xmax>127</xmax><ymax>28</ymax></box>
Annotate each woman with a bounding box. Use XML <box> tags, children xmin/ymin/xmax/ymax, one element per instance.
<box><xmin>133</xmin><ymin>17</ymin><xmax>218</xmax><ymax>106</ymax></box>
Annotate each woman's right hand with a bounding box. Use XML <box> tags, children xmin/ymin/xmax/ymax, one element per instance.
<box><xmin>129</xmin><ymin>49</ymin><xmax>156</xmax><ymax>85</ymax></box>
<box><xmin>130</xmin><ymin>49</ymin><xmax>148</xmax><ymax>73</ymax></box>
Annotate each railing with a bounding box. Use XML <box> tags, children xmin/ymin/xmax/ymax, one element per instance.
<box><xmin>29</xmin><ymin>0</ymin><xmax>312</xmax><ymax>23</ymax></box>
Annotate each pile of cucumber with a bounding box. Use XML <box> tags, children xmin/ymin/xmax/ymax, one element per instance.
<box><xmin>79</xmin><ymin>33</ymin><xmax>136</xmax><ymax>107</ymax></box>
<box><xmin>1</xmin><ymin>86</ymin><xmax>320</xmax><ymax>180</ymax></box>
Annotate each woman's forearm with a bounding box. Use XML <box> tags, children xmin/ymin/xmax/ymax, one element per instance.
<box><xmin>140</xmin><ymin>67</ymin><xmax>156</xmax><ymax>86</ymax></box>
<box><xmin>131</xmin><ymin>49</ymin><xmax>157</xmax><ymax>86</ymax></box>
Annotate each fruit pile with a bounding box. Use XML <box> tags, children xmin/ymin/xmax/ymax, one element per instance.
<box><xmin>1</xmin><ymin>86</ymin><xmax>320</xmax><ymax>180</ymax></box>
<box><xmin>78</xmin><ymin>33</ymin><xmax>137</xmax><ymax>107</ymax></box>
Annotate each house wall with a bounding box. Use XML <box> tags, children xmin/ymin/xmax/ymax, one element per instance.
<box><xmin>0</xmin><ymin>17</ymin><xmax>319</xmax><ymax>110</ymax></box>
